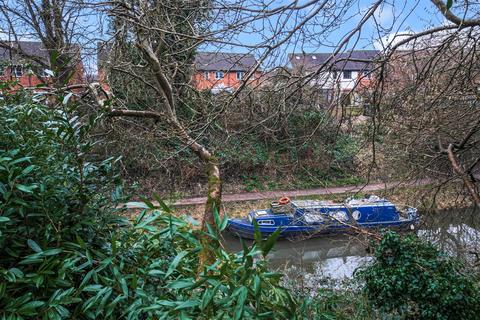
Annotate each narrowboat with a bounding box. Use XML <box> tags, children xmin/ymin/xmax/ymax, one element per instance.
<box><xmin>227</xmin><ymin>195</ymin><xmax>419</xmax><ymax>239</ymax></box>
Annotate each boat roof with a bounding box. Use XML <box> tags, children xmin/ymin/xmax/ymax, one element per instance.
<box><xmin>291</xmin><ymin>197</ymin><xmax>394</xmax><ymax>209</ymax></box>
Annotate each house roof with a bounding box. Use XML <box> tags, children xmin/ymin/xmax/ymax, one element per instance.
<box><xmin>0</xmin><ymin>41</ymin><xmax>81</xmax><ymax>65</ymax></box>
<box><xmin>0</xmin><ymin>41</ymin><xmax>50</xmax><ymax>64</ymax></box>
<box><xmin>289</xmin><ymin>50</ymin><xmax>381</xmax><ymax>71</ymax></box>
<box><xmin>97</xmin><ymin>44</ymin><xmax>258</xmax><ymax>73</ymax></box>
<box><xmin>194</xmin><ymin>52</ymin><xmax>257</xmax><ymax>72</ymax></box>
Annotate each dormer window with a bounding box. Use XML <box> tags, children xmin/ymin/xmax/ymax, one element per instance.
<box><xmin>215</xmin><ymin>71</ymin><xmax>224</xmax><ymax>80</ymax></box>
<box><xmin>236</xmin><ymin>71</ymin><xmax>244</xmax><ymax>80</ymax></box>
<box><xmin>11</xmin><ymin>65</ymin><xmax>23</xmax><ymax>77</ymax></box>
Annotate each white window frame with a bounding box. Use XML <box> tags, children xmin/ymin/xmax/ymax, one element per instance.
<box><xmin>236</xmin><ymin>71</ymin><xmax>244</xmax><ymax>80</ymax></box>
<box><xmin>203</xmin><ymin>71</ymin><xmax>209</xmax><ymax>79</ymax></box>
<box><xmin>11</xmin><ymin>65</ymin><xmax>23</xmax><ymax>77</ymax></box>
<box><xmin>258</xmin><ymin>220</ymin><xmax>275</xmax><ymax>226</ymax></box>
<box><xmin>343</xmin><ymin>70</ymin><xmax>352</xmax><ymax>79</ymax></box>
<box><xmin>215</xmin><ymin>71</ymin><xmax>224</xmax><ymax>80</ymax></box>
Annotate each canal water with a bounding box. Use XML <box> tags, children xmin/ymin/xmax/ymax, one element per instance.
<box><xmin>222</xmin><ymin>207</ymin><xmax>480</xmax><ymax>285</ymax></box>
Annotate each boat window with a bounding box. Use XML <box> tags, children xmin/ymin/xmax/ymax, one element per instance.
<box><xmin>258</xmin><ymin>219</ymin><xmax>275</xmax><ymax>225</ymax></box>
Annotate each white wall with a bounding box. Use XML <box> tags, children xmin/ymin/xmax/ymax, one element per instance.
<box><xmin>312</xmin><ymin>70</ymin><xmax>360</xmax><ymax>90</ymax></box>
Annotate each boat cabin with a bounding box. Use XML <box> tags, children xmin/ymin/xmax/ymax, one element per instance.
<box><xmin>249</xmin><ymin>196</ymin><xmax>401</xmax><ymax>227</ymax></box>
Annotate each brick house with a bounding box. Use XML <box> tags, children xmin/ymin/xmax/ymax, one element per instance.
<box><xmin>289</xmin><ymin>50</ymin><xmax>380</xmax><ymax>107</ymax></box>
<box><xmin>193</xmin><ymin>52</ymin><xmax>262</xmax><ymax>92</ymax></box>
<box><xmin>97</xmin><ymin>47</ymin><xmax>262</xmax><ymax>93</ymax></box>
<box><xmin>0</xmin><ymin>41</ymin><xmax>84</xmax><ymax>88</ymax></box>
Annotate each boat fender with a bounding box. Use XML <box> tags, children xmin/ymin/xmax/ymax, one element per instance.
<box><xmin>279</xmin><ymin>197</ymin><xmax>290</xmax><ymax>205</ymax></box>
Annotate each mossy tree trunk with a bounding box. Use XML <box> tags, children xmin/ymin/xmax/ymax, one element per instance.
<box><xmin>105</xmin><ymin>14</ymin><xmax>223</xmax><ymax>269</ymax></box>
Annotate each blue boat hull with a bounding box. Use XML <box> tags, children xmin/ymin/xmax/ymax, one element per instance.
<box><xmin>227</xmin><ymin>217</ymin><xmax>418</xmax><ymax>240</ymax></box>
<box><xmin>227</xmin><ymin>197</ymin><xmax>419</xmax><ymax>239</ymax></box>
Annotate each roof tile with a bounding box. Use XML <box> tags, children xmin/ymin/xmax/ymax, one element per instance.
<box><xmin>289</xmin><ymin>50</ymin><xmax>380</xmax><ymax>71</ymax></box>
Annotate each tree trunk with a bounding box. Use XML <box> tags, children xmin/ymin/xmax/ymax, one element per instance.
<box><xmin>166</xmin><ymin>121</ymin><xmax>223</xmax><ymax>270</ymax></box>
<box><xmin>134</xmin><ymin>35</ymin><xmax>224</xmax><ymax>232</ymax></box>
<box><xmin>173</xmin><ymin>121</ymin><xmax>222</xmax><ymax>229</ymax></box>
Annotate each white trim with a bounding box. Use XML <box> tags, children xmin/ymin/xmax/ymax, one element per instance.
<box><xmin>258</xmin><ymin>219</ymin><xmax>275</xmax><ymax>226</ymax></box>
<box><xmin>11</xmin><ymin>65</ymin><xmax>23</xmax><ymax>77</ymax></box>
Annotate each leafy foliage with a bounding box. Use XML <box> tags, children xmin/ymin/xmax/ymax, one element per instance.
<box><xmin>0</xmin><ymin>92</ymin><xmax>299</xmax><ymax>319</ymax></box>
<box><xmin>300</xmin><ymin>289</ymin><xmax>373</xmax><ymax>320</ymax></box>
<box><xmin>356</xmin><ymin>231</ymin><xmax>480</xmax><ymax>320</ymax></box>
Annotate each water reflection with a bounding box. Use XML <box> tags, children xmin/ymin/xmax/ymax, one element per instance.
<box><xmin>419</xmin><ymin>207</ymin><xmax>480</xmax><ymax>265</ymax></box>
<box><xmin>223</xmin><ymin>207</ymin><xmax>480</xmax><ymax>284</ymax></box>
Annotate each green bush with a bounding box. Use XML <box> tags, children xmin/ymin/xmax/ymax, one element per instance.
<box><xmin>0</xmin><ymin>93</ymin><xmax>299</xmax><ymax>319</ymax></box>
<box><xmin>0</xmin><ymin>93</ymin><xmax>126</xmax><ymax>318</ymax></box>
<box><xmin>328</xmin><ymin>134</ymin><xmax>359</xmax><ymax>165</ymax></box>
<box><xmin>356</xmin><ymin>231</ymin><xmax>480</xmax><ymax>320</ymax></box>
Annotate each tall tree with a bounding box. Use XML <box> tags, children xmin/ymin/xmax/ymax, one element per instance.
<box><xmin>0</xmin><ymin>0</ymin><xmax>90</xmax><ymax>85</ymax></box>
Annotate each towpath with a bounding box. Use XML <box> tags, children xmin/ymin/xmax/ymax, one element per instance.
<box><xmin>123</xmin><ymin>178</ymin><xmax>431</xmax><ymax>208</ymax></box>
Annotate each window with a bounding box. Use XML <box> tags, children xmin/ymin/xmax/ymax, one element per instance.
<box><xmin>343</xmin><ymin>71</ymin><xmax>352</xmax><ymax>79</ymax></box>
<box><xmin>11</xmin><ymin>65</ymin><xmax>23</xmax><ymax>77</ymax></box>
<box><xmin>215</xmin><ymin>71</ymin><xmax>224</xmax><ymax>79</ymax></box>
<box><xmin>203</xmin><ymin>71</ymin><xmax>209</xmax><ymax>79</ymax></box>
<box><xmin>363</xmin><ymin>70</ymin><xmax>370</xmax><ymax>79</ymax></box>
<box><xmin>332</xmin><ymin>71</ymin><xmax>338</xmax><ymax>79</ymax></box>
<box><xmin>0</xmin><ymin>65</ymin><xmax>4</xmax><ymax>76</ymax></box>
<box><xmin>236</xmin><ymin>71</ymin><xmax>244</xmax><ymax>80</ymax></box>
<box><xmin>257</xmin><ymin>220</ymin><xmax>275</xmax><ymax>226</ymax></box>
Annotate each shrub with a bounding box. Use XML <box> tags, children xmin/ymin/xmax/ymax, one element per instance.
<box><xmin>0</xmin><ymin>92</ymin><xmax>126</xmax><ymax>319</ymax></box>
<box><xmin>0</xmin><ymin>93</ymin><xmax>299</xmax><ymax>319</ymax></box>
<box><xmin>356</xmin><ymin>231</ymin><xmax>480</xmax><ymax>320</ymax></box>
<box><xmin>328</xmin><ymin>134</ymin><xmax>359</xmax><ymax>165</ymax></box>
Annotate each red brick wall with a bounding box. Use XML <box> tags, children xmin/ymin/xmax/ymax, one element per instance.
<box><xmin>97</xmin><ymin>68</ymin><xmax>110</xmax><ymax>91</ymax></box>
<box><xmin>193</xmin><ymin>70</ymin><xmax>263</xmax><ymax>91</ymax></box>
<box><xmin>0</xmin><ymin>63</ymin><xmax>85</xmax><ymax>89</ymax></box>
